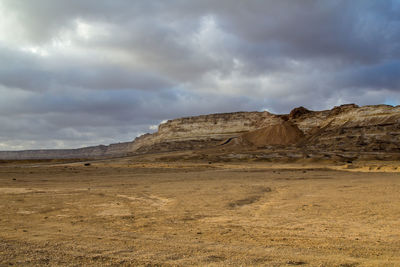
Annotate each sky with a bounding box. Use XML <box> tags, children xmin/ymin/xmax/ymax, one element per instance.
<box><xmin>0</xmin><ymin>0</ymin><xmax>400</xmax><ymax>150</ymax></box>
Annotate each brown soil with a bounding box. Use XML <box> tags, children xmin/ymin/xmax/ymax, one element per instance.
<box><xmin>241</xmin><ymin>121</ymin><xmax>304</xmax><ymax>146</ymax></box>
<box><xmin>0</xmin><ymin>157</ymin><xmax>399</xmax><ymax>266</ymax></box>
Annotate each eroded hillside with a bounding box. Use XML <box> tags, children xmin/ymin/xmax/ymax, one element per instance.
<box><xmin>1</xmin><ymin>104</ymin><xmax>400</xmax><ymax>160</ymax></box>
<box><xmin>133</xmin><ymin>104</ymin><xmax>400</xmax><ymax>160</ymax></box>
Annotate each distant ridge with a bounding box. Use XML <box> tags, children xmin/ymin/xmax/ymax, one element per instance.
<box><xmin>1</xmin><ymin>104</ymin><xmax>400</xmax><ymax>160</ymax></box>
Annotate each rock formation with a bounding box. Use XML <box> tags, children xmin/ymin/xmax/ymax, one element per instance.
<box><xmin>1</xmin><ymin>104</ymin><xmax>400</xmax><ymax>160</ymax></box>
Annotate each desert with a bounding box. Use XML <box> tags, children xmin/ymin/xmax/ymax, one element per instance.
<box><xmin>1</xmin><ymin>104</ymin><xmax>400</xmax><ymax>266</ymax></box>
<box><xmin>1</xmin><ymin>2</ymin><xmax>400</xmax><ymax>265</ymax></box>
<box><xmin>1</xmin><ymin>158</ymin><xmax>400</xmax><ymax>266</ymax></box>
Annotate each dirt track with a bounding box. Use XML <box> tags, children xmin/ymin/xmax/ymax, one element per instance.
<box><xmin>0</xmin><ymin>161</ymin><xmax>399</xmax><ymax>266</ymax></box>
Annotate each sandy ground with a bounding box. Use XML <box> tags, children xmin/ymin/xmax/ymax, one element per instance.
<box><xmin>0</xmin><ymin>160</ymin><xmax>400</xmax><ymax>266</ymax></box>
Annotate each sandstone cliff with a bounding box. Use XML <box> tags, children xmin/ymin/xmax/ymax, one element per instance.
<box><xmin>131</xmin><ymin>111</ymin><xmax>283</xmax><ymax>152</ymax></box>
<box><xmin>130</xmin><ymin>104</ymin><xmax>400</xmax><ymax>160</ymax></box>
<box><xmin>1</xmin><ymin>104</ymin><xmax>400</xmax><ymax>160</ymax></box>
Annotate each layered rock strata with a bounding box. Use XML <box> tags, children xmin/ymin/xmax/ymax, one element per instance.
<box><xmin>1</xmin><ymin>104</ymin><xmax>400</xmax><ymax>160</ymax></box>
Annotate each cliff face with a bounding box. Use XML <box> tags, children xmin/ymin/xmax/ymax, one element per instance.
<box><xmin>133</xmin><ymin>104</ymin><xmax>400</xmax><ymax>156</ymax></box>
<box><xmin>293</xmin><ymin>104</ymin><xmax>400</xmax><ymax>134</ymax></box>
<box><xmin>1</xmin><ymin>104</ymin><xmax>400</xmax><ymax>160</ymax></box>
<box><xmin>131</xmin><ymin>111</ymin><xmax>283</xmax><ymax>151</ymax></box>
<box><xmin>157</xmin><ymin>111</ymin><xmax>281</xmax><ymax>139</ymax></box>
<box><xmin>297</xmin><ymin>105</ymin><xmax>400</xmax><ymax>154</ymax></box>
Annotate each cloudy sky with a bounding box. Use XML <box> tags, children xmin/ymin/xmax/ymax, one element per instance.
<box><xmin>0</xmin><ymin>0</ymin><xmax>399</xmax><ymax>150</ymax></box>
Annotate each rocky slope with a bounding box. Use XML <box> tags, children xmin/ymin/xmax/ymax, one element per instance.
<box><xmin>131</xmin><ymin>111</ymin><xmax>283</xmax><ymax>152</ymax></box>
<box><xmin>1</xmin><ymin>104</ymin><xmax>400</xmax><ymax>160</ymax></box>
<box><xmin>134</xmin><ymin>104</ymin><xmax>400</xmax><ymax>154</ymax></box>
<box><xmin>294</xmin><ymin>104</ymin><xmax>400</xmax><ymax>154</ymax></box>
<box><xmin>0</xmin><ymin>142</ymin><xmax>135</xmax><ymax>160</ymax></box>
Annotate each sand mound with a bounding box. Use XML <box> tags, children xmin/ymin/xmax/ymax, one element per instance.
<box><xmin>241</xmin><ymin>121</ymin><xmax>304</xmax><ymax>146</ymax></box>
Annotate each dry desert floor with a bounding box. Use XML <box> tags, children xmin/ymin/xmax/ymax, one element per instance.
<box><xmin>0</xmin><ymin>159</ymin><xmax>400</xmax><ymax>266</ymax></box>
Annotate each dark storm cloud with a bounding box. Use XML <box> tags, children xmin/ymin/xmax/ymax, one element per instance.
<box><xmin>339</xmin><ymin>61</ymin><xmax>400</xmax><ymax>91</ymax></box>
<box><xmin>0</xmin><ymin>0</ymin><xmax>399</xmax><ymax>149</ymax></box>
